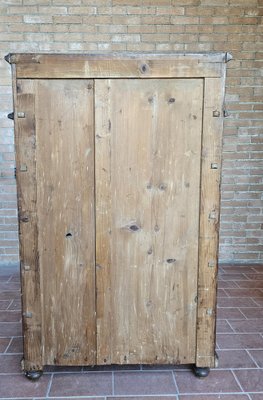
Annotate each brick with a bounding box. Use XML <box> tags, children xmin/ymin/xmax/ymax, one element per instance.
<box><xmin>8</xmin><ymin>6</ymin><xmax>37</xmax><ymax>13</ymax></box>
<box><xmin>98</xmin><ymin>6</ymin><xmax>126</xmax><ymax>14</ymax></box>
<box><xmin>156</xmin><ymin>7</ymin><xmax>184</xmax><ymax>15</ymax></box>
<box><xmin>171</xmin><ymin>16</ymin><xmax>199</xmax><ymax>24</ymax></box>
<box><xmin>68</xmin><ymin>6</ymin><xmax>96</xmax><ymax>14</ymax></box>
<box><xmin>141</xmin><ymin>33</ymin><xmax>169</xmax><ymax>42</ymax></box>
<box><xmin>38</xmin><ymin>6</ymin><xmax>68</xmax><ymax>14</ymax></box>
<box><xmin>53</xmin><ymin>33</ymin><xmax>83</xmax><ymax>41</ymax></box>
<box><xmin>23</xmin><ymin>15</ymin><xmax>52</xmax><ymax>23</ymax></box>
<box><xmin>100</xmin><ymin>25</ymin><xmax>128</xmax><ymax>33</ymax></box>
<box><xmin>53</xmin><ymin>15</ymin><xmax>82</xmax><ymax>23</ymax></box>
<box><xmin>128</xmin><ymin>25</ymin><xmax>155</xmax><ymax>33</ymax></box>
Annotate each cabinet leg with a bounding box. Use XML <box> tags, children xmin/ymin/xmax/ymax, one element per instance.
<box><xmin>24</xmin><ymin>370</ymin><xmax>43</xmax><ymax>381</ymax></box>
<box><xmin>193</xmin><ymin>365</ymin><xmax>210</xmax><ymax>378</ymax></box>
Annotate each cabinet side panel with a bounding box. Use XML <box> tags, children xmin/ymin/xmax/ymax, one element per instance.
<box><xmin>35</xmin><ymin>80</ymin><xmax>96</xmax><ymax>365</ymax></box>
<box><xmin>96</xmin><ymin>79</ymin><xmax>203</xmax><ymax>365</ymax></box>
<box><xmin>15</xmin><ymin>79</ymin><xmax>42</xmax><ymax>371</ymax></box>
<box><xmin>196</xmin><ymin>75</ymin><xmax>226</xmax><ymax>368</ymax></box>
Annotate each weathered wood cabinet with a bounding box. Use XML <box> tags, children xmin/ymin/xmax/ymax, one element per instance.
<box><xmin>6</xmin><ymin>52</ymin><xmax>230</xmax><ymax>378</ymax></box>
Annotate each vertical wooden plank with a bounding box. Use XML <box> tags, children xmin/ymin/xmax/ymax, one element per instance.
<box><xmin>35</xmin><ymin>80</ymin><xmax>96</xmax><ymax>365</ymax></box>
<box><xmin>15</xmin><ymin>78</ymin><xmax>43</xmax><ymax>371</ymax></box>
<box><xmin>95</xmin><ymin>80</ymin><xmax>113</xmax><ymax>364</ymax></box>
<box><xmin>95</xmin><ymin>79</ymin><xmax>204</xmax><ymax>365</ymax></box>
<box><xmin>196</xmin><ymin>72</ymin><xmax>226</xmax><ymax>368</ymax></box>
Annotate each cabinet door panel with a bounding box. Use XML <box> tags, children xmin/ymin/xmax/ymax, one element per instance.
<box><xmin>17</xmin><ymin>79</ymin><xmax>96</xmax><ymax>366</ymax></box>
<box><xmin>95</xmin><ymin>78</ymin><xmax>203</xmax><ymax>364</ymax></box>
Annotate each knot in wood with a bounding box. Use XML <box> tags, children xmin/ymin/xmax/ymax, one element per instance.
<box><xmin>168</xmin><ymin>98</ymin><xmax>175</xmax><ymax>104</ymax></box>
<box><xmin>139</xmin><ymin>63</ymin><xmax>149</xmax><ymax>74</ymax></box>
<box><xmin>129</xmin><ymin>224</ymin><xmax>140</xmax><ymax>232</ymax></box>
<box><xmin>166</xmin><ymin>258</ymin><xmax>176</xmax><ymax>264</ymax></box>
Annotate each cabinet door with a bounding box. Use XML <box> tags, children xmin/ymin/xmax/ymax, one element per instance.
<box><xmin>95</xmin><ymin>79</ymin><xmax>204</xmax><ymax>364</ymax></box>
<box><xmin>16</xmin><ymin>79</ymin><xmax>96</xmax><ymax>367</ymax></box>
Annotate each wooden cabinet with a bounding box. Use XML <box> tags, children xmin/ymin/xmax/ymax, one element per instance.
<box><xmin>6</xmin><ymin>52</ymin><xmax>230</xmax><ymax>378</ymax></box>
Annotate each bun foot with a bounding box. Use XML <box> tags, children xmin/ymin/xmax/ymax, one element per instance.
<box><xmin>193</xmin><ymin>365</ymin><xmax>210</xmax><ymax>378</ymax></box>
<box><xmin>24</xmin><ymin>370</ymin><xmax>43</xmax><ymax>380</ymax></box>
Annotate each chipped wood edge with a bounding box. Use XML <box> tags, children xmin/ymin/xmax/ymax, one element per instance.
<box><xmin>14</xmin><ymin>76</ymin><xmax>43</xmax><ymax>372</ymax></box>
<box><xmin>196</xmin><ymin>66</ymin><xmax>227</xmax><ymax>368</ymax></box>
<box><xmin>5</xmin><ymin>52</ymin><xmax>231</xmax><ymax>64</ymax></box>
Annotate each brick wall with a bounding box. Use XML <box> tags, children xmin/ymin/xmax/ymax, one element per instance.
<box><xmin>0</xmin><ymin>0</ymin><xmax>262</xmax><ymax>265</ymax></box>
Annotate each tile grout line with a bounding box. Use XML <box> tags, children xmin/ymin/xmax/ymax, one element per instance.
<box><xmin>238</xmin><ymin>307</ymin><xmax>249</xmax><ymax>319</ymax></box>
<box><xmin>112</xmin><ymin>370</ymin><xmax>114</xmax><ymax>396</ymax></box>
<box><xmin>3</xmin><ymin>337</ymin><xmax>13</xmax><ymax>353</ymax></box>
<box><xmin>172</xmin><ymin>370</ymin><xmax>180</xmax><ymax>395</ymax></box>
<box><xmin>246</xmin><ymin>349</ymin><xmax>260</xmax><ymax>368</ymax></box>
<box><xmin>45</xmin><ymin>372</ymin><xmax>54</xmax><ymax>398</ymax></box>
<box><xmin>231</xmin><ymin>368</ymin><xmax>245</xmax><ymax>393</ymax></box>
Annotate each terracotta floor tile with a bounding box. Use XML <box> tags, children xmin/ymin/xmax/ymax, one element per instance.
<box><xmin>0</xmin><ymin>310</ymin><xmax>21</xmax><ymax>322</ymax></box>
<box><xmin>48</xmin><ymin>398</ymin><xmax>104</xmax><ymax>400</ymax></box>
<box><xmin>114</xmin><ymin>371</ymin><xmax>177</xmax><ymax>395</ymax></box>
<box><xmin>219</xmin><ymin>273</ymin><xmax>250</xmax><ymax>281</ymax></box>
<box><xmin>245</xmin><ymin>274</ymin><xmax>263</xmax><ymax>280</ymax></box>
<box><xmin>240</xmin><ymin>308</ymin><xmax>263</xmax><ymax>318</ymax></box>
<box><xmin>175</xmin><ymin>370</ymin><xmax>241</xmax><ymax>394</ymax></box>
<box><xmin>50</xmin><ymin>372</ymin><xmax>113</xmax><ymax>396</ymax></box>
<box><xmin>0</xmin><ymin>300</ymin><xmax>11</xmax><ymax>310</ymax></box>
<box><xmin>179</xmin><ymin>395</ymin><xmax>250</xmax><ymax>400</ymax></box>
<box><xmin>229</xmin><ymin>319</ymin><xmax>263</xmax><ymax>333</ymax></box>
<box><xmin>110</xmin><ymin>397</ymin><xmax>177</xmax><ymax>400</ymax></box>
<box><xmin>0</xmin><ymin>374</ymin><xmax>51</xmax><ymax>398</ymax></box>
<box><xmin>0</xmin><ymin>354</ymin><xmax>22</xmax><ymax>373</ymax></box>
<box><xmin>217</xmin><ymin>308</ymin><xmax>245</xmax><ymax>320</ymax></box>
<box><xmin>236</xmin><ymin>281</ymin><xmax>263</xmax><ymax>289</ymax></box>
<box><xmin>217</xmin><ymin>289</ymin><xmax>229</xmax><ymax>298</ymax></box>
<box><xmin>0</xmin><ymin>290</ymin><xmax>21</xmax><ymax>301</ymax></box>
<box><xmin>217</xmin><ymin>333</ymin><xmax>263</xmax><ymax>349</ymax></box>
<box><xmin>224</xmin><ymin>289</ymin><xmax>263</xmax><ymax>297</ymax></box>
<box><xmin>8</xmin><ymin>299</ymin><xmax>21</xmax><ymax>310</ymax></box>
<box><xmin>0</xmin><ymin>282</ymin><xmax>21</xmax><ymax>291</ymax></box>
<box><xmin>216</xmin><ymin>320</ymin><xmax>234</xmax><ymax>333</ymax></box>
<box><xmin>253</xmin><ymin>298</ymin><xmax>263</xmax><ymax>307</ymax></box>
<box><xmin>218</xmin><ymin>281</ymin><xmax>239</xmax><ymax>289</ymax></box>
<box><xmin>217</xmin><ymin>297</ymin><xmax>259</xmax><ymax>308</ymax></box>
<box><xmin>251</xmin><ymin>266</ymin><xmax>263</xmax><ymax>273</ymax></box>
<box><xmin>0</xmin><ymin>322</ymin><xmax>22</xmax><ymax>336</ymax></box>
<box><xmin>216</xmin><ymin>349</ymin><xmax>256</xmax><ymax>368</ymax></box>
<box><xmin>6</xmin><ymin>336</ymin><xmax>23</xmax><ymax>353</ymax></box>
<box><xmin>220</xmin><ymin>266</ymin><xmax>257</xmax><ymax>274</ymax></box>
<box><xmin>234</xmin><ymin>369</ymin><xmax>263</xmax><ymax>392</ymax></box>
<box><xmin>0</xmin><ymin>337</ymin><xmax>10</xmax><ymax>352</ymax></box>
<box><xmin>248</xmin><ymin>349</ymin><xmax>263</xmax><ymax>367</ymax></box>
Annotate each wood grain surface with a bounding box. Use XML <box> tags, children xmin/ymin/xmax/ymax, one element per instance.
<box><xmin>95</xmin><ymin>78</ymin><xmax>203</xmax><ymax>365</ymax></box>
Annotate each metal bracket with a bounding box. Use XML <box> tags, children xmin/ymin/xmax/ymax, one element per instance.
<box><xmin>211</xmin><ymin>163</ymin><xmax>218</xmax><ymax>170</ymax></box>
<box><xmin>7</xmin><ymin>112</ymin><xmax>14</xmax><ymax>120</ymax></box>
<box><xmin>17</xmin><ymin>112</ymin><xmax>25</xmax><ymax>118</ymax></box>
<box><xmin>23</xmin><ymin>312</ymin><xmax>32</xmax><ymax>318</ymax></box>
<box><xmin>208</xmin><ymin>261</ymin><xmax>215</xmax><ymax>268</ymax></box>
<box><xmin>223</xmin><ymin>109</ymin><xmax>229</xmax><ymax>117</ymax></box>
<box><xmin>20</xmin><ymin>164</ymin><xmax>27</xmax><ymax>172</ymax></box>
<box><xmin>224</xmin><ymin>52</ymin><xmax>233</xmax><ymax>63</ymax></box>
<box><xmin>213</xmin><ymin>110</ymin><xmax>220</xmax><ymax>118</ymax></box>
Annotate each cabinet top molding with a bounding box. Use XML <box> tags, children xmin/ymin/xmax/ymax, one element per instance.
<box><xmin>5</xmin><ymin>52</ymin><xmax>232</xmax><ymax>79</ymax></box>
